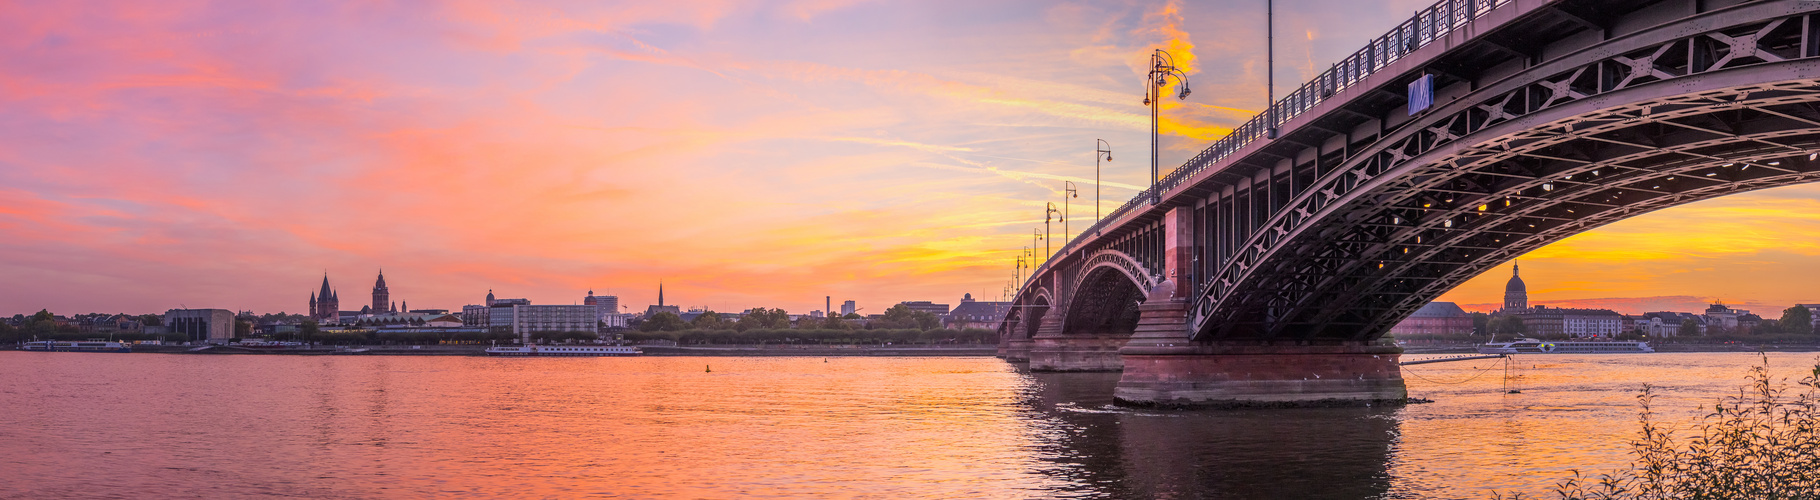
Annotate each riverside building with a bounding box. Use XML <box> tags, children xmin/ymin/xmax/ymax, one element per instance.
<box><xmin>464</xmin><ymin>290</ymin><xmax>603</xmax><ymax>342</ymax></box>
<box><xmin>1492</xmin><ymin>264</ymin><xmax>1623</xmax><ymax>338</ymax></box>
<box><xmin>164</xmin><ymin>309</ymin><xmax>234</xmax><ymax>344</ymax></box>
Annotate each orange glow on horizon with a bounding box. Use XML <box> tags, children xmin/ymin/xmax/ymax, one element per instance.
<box><xmin>2</xmin><ymin>1</ymin><xmax>1817</xmax><ymax>316</ymax></box>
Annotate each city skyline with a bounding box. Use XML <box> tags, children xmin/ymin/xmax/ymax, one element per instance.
<box><xmin>3</xmin><ymin>0</ymin><xmax>1818</xmax><ymax>317</ymax></box>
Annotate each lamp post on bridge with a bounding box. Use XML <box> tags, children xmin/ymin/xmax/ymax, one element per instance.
<box><xmin>1144</xmin><ymin>49</ymin><xmax>1191</xmax><ymax>205</ymax></box>
<box><xmin>1061</xmin><ymin>182</ymin><xmax>1077</xmax><ymax>244</ymax></box>
<box><xmin>1032</xmin><ymin>228</ymin><xmax>1044</xmax><ymax>268</ymax></box>
<box><xmin>1016</xmin><ymin>248</ymin><xmax>1029</xmax><ymax>287</ymax></box>
<box><xmin>1094</xmin><ymin>140</ymin><xmax>1111</xmax><ymax>225</ymax></box>
<box><xmin>1044</xmin><ymin>203</ymin><xmax>1061</xmax><ymax>266</ymax></box>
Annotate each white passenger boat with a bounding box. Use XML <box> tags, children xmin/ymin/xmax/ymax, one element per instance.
<box><xmin>1477</xmin><ymin>337</ymin><xmax>1653</xmax><ymax>354</ymax></box>
<box><xmin>485</xmin><ymin>344</ymin><xmax>641</xmax><ymax>357</ymax></box>
<box><xmin>21</xmin><ymin>340</ymin><xmax>132</xmax><ymax>353</ymax></box>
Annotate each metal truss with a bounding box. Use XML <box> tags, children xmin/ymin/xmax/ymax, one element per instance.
<box><xmin>1193</xmin><ymin>9</ymin><xmax>1820</xmax><ymax>341</ymax></box>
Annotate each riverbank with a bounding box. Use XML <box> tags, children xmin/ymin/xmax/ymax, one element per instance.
<box><xmin>1400</xmin><ymin>341</ymin><xmax>1820</xmax><ymax>354</ymax></box>
<box><xmin>638</xmin><ymin>345</ymin><xmax>998</xmax><ymax>356</ymax></box>
<box><xmin>34</xmin><ymin>344</ymin><xmax>1000</xmax><ymax>357</ymax></box>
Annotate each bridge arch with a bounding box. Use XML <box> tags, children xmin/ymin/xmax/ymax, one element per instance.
<box><xmin>1200</xmin><ymin>65</ymin><xmax>1820</xmax><ymax>340</ymax></box>
<box><xmin>1062</xmin><ymin>250</ymin><xmax>1156</xmax><ymax>335</ymax></box>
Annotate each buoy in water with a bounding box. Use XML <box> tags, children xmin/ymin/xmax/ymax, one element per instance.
<box><xmin>705</xmin><ymin>364</ymin><xmax>711</xmax><ymax>373</ymax></box>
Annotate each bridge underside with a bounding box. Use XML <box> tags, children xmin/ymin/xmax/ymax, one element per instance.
<box><xmin>1202</xmin><ymin>77</ymin><xmax>1820</xmax><ymax>343</ymax></box>
<box><xmin>1002</xmin><ymin>0</ymin><xmax>1820</xmax><ymax>406</ymax></box>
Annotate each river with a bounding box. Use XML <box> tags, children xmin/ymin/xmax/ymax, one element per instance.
<box><xmin>0</xmin><ymin>351</ymin><xmax>1812</xmax><ymax>498</ymax></box>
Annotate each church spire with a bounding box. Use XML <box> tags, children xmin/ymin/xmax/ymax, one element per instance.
<box><xmin>659</xmin><ymin>280</ymin><xmax>664</xmax><ymax>307</ymax></box>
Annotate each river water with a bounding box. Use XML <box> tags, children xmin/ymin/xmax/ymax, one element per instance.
<box><xmin>0</xmin><ymin>351</ymin><xmax>1813</xmax><ymax>499</ymax></box>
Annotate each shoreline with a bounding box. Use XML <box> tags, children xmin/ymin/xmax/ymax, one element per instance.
<box><xmin>19</xmin><ymin>342</ymin><xmax>1812</xmax><ymax>357</ymax></box>
<box><xmin>20</xmin><ymin>344</ymin><xmax>1001</xmax><ymax>357</ymax></box>
<box><xmin>1401</xmin><ymin>342</ymin><xmax>1820</xmax><ymax>354</ymax></box>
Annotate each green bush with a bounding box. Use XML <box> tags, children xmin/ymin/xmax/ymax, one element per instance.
<box><xmin>1506</xmin><ymin>355</ymin><xmax>1820</xmax><ymax>499</ymax></box>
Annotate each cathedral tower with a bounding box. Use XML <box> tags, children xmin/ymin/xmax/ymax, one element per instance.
<box><xmin>312</xmin><ymin>274</ymin><xmax>340</xmax><ymax>324</ymax></box>
<box><xmin>373</xmin><ymin>270</ymin><xmax>390</xmax><ymax>313</ymax></box>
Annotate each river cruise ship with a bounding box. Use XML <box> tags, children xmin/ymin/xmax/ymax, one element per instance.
<box><xmin>21</xmin><ymin>340</ymin><xmax>133</xmax><ymax>353</ymax></box>
<box><xmin>1477</xmin><ymin>338</ymin><xmax>1654</xmax><ymax>354</ymax></box>
<box><xmin>485</xmin><ymin>344</ymin><xmax>641</xmax><ymax>357</ymax></box>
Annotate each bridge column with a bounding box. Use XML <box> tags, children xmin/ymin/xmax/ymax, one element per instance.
<box><xmin>1028</xmin><ymin>318</ymin><xmax>1126</xmax><ymax>372</ymax></box>
<box><xmin>1113</xmin><ymin>208</ymin><xmax>1407</xmax><ymax>407</ymax></box>
<box><xmin>1002</xmin><ymin>311</ymin><xmax>1036</xmax><ymax>362</ymax></box>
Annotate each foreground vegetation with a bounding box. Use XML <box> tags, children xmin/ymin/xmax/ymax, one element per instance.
<box><xmin>1499</xmin><ymin>356</ymin><xmax>1820</xmax><ymax>499</ymax></box>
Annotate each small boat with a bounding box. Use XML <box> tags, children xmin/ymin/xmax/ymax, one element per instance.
<box><xmin>1477</xmin><ymin>337</ymin><xmax>1654</xmax><ymax>354</ymax></box>
<box><xmin>21</xmin><ymin>341</ymin><xmax>132</xmax><ymax>353</ymax></box>
<box><xmin>485</xmin><ymin>344</ymin><xmax>642</xmax><ymax>357</ymax></box>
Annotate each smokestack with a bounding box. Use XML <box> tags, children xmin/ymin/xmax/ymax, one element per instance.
<box><xmin>826</xmin><ymin>296</ymin><xmax>831</xmax><ymax>317</ymax></box>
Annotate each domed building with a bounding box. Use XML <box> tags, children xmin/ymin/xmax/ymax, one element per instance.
<box><xmin>1502</xmin><ymin>264</ymin><xmax>1528</xmax><ymax>312</ymax></box>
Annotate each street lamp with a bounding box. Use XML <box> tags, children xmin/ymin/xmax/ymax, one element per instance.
<box><xmin>1061</xmin><ymin>181</ymin><xmax>1077</xmax><ymax>243</ymax></box>
<box><xmin>1094</xmin><ymin>140</ymin><xmax>1111</xmax><ymax>224</ymax></box>
<box><xmin>1044</xmin><ymin>202</ymin><xmax>1061</xmax><ymax>263</ymax></box>
<box><xmin>1033</xmin><ymin>228</ymin><xmax>1044</xmax><ymax>268</ymax></box>
<box><xmin>1145</xmin><ymin>49</ymin><xmax>1191</xmax><ymax>205</ymax></box>
<box><xmin>1016</xmin><ymin>250</ymin><xmax>1029</xmax><ymax>287</ymax></box>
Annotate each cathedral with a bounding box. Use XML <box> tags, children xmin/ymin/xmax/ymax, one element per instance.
<box><xmin>309</xmin><ymin>271</ymin><xmax>398</xmax><ymax>324</ymax></box>
<box><xmin>371</xmin><ymin>270</ymin><xmax>391</xmax><ymax>314</ymax></box>
<box><xmin>308</xmin><ymin>274</ymin><xmax>340</xmax><ymax>324</ymax></box>
<box><xmin>1503</xmin><ymin>263</ymin><xmax>1528</xmax><ymax>312</ymax></box>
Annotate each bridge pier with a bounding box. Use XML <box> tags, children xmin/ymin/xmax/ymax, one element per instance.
<box><xmin>1002</xmin><ymin>336</ymin><xmax>1033</xmax><ymax>362</ymax></box>
<box><xmin>1028</xmin><ymin>334</ymin><xmax>1127</xmax><ymax>371</ymax></box>
<box><xmin>1113</xmin><ymin>298</ymin><xmax>1406</xmax><ymax>408</ymax></box>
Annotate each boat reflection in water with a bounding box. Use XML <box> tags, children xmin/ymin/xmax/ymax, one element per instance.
<box><xmin>1021</xmin><ymin>369</ymin><xmax>1397</xmax><ymax>499</ymax></box>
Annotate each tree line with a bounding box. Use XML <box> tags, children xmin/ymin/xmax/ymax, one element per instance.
<box><xmin>637</xmin><ymin>304</ymin><xmax>945</xmax><ymax>333</ymax></box>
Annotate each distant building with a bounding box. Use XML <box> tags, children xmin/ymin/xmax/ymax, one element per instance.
<box><xmin>1492</xmin><ymin>264</ymin><xmax>1620</xmax><ymax>337</ymax></box>
<box><xmin>840</xmin><ymin>300</ymin><xmax>857</xmax><ymax>316</ymax></box>
<box><xmin>943</xmin><ymin>293</ymin><xmax>1008</xmax><ymax>330</ymax></box>
<box><xmin>584</xmin><ymin>291</ymin><xmax>620</xmax><ymax>314</ymax></box>
<box><xmin>372</xmin><ymin>270</ymin><xmax>392</xmax><ymax>314</ymax></box>
<box><xmin>584</xmin><ymin>291</ymin><xmax>626</xmax><ymax>329</ymax></box>
<box><xmin>1389</xmin><ymin>302</ymin><xmax>1473</xmax><ymax>336</ymax></box>
<box><xmin>1704</xmin><ymin>303</ymin><xmax>1751</xmax><ymax>333</ymax></box>
<box><xmin>80</xmin><ymin>314</ymin><xmax>144</xmax><ymax>336</ymax></box>
<box><xmin>1503</xmin><ymin>264</ymin><xmax>1528</xmax><ymax>312</ymax></box>
<box><xmin>463</xmin><ymin>290</ymin><xmax>605</xmax><ymax>342</ymax></box>
<box><xmin>599</xmin><ymin>314</ymin><xmax>629</xmax><ymax>330</ymax></box>
<box><xmin>165</xmin><ymin>309</ymin><xmax>234</xmax><ymax>343</ymax></box>
<box><xmin>309</xmin><ymin>274</ymin><xmax>341</xmax><ymax>325</ymax></box>
<box><xmin>490</xmin><ymin>302</ymin><xmax>600</xmax><ymax>342</ymax></box>
<box><xmin>1636</xmin><ymin>311</ymin><xmax>1706</xmax><ymax>337</ymax></box>
<box><xmin>645</xmin><ymin>281</ymin><xmax>680</xmax><ymax>317</ymax></box>
<box><xmin>1516</xmin><ymin>305</ymin><xmax>1622</xmax><ymax>338</ymax></box>
<box><xmin>899</xmin><ymin>301</ymin><xmax>951</xmax><ymax>316</ymax></box>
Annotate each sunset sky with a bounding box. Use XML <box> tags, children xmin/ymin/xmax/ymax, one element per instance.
<box><xmin>3</xmin><ymin>0</ymin><xmax>1817</xmax><ymax>318</ymax></box>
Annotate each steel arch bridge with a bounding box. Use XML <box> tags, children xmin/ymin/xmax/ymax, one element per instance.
<box><xmin>999</xmin><ymin>0</ymin><xmax>1820</xmax><ymax>406</ymax></box>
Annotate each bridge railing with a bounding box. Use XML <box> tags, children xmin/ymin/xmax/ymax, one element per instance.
<box><xmin>1034</xmin><ymin>0</ymin><xmax>1513</xmax><ymax>287</ymax></box>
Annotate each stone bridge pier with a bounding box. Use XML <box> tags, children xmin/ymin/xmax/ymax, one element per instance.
<box><xmin>1008</xmin><ymin>206</ymin><xmax>1408</xmax><ymax>405</ymax></box>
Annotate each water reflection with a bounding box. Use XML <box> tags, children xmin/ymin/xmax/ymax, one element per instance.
<box><xmin>1023</xmin><ymin>369</ymin><xmax>1399</xmax><ymax>499</ymax></box>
